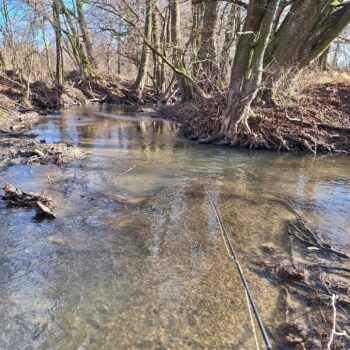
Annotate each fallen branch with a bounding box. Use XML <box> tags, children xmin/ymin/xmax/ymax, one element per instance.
<box><xmin>327</xmin><ymin>294</ymin><xmax>348</xmax><ymax>350</ymax></box>
<box><xmin>288</xmin><ymin>218</ymin><xmax>350</xmax><ymax>259</ymax></box>
<box><xmin>309</xmin><ymin>264</ymin><xmax>350</xmax><ymax>274</ymax></box>
<box><xmin>2</xmin><ymin>183</ymin><xmax>56</xmax><ymax>219</ymax></box>
<box><xmin>117</xmin><ymin>164</ymin><xmax>136</xmax><ymax>176</ymax></box>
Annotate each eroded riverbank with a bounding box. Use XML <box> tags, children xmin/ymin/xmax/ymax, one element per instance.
<box><xmin>162</xmin><ymin>82</ymin><xmax>350</xmax><ymax>154</ymax></box>
<box><xmin>0</xmin><ymin>105</ymin><xmax>349</xmax><ymax>349</ymax></box>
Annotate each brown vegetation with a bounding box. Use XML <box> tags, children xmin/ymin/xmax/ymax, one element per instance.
<box><xmin>253</xmin><ymin>213</ymin><xmax>350</xmax><ymax>350</ymax></box>
<box><xmin>0</xmin><ymin>68</ymin><xmax>158</xmax><ymax>133</ymax></box>
<box><xmin>162</xmin><ymin>78</ymin><xmax>350</xmax><ymax>153</ymax></box>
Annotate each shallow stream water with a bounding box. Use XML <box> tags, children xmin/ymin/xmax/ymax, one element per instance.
<box><xmin>0</xmin><ymin>105</ymin><xmax>349</xmax><ymax>349</ymax></box>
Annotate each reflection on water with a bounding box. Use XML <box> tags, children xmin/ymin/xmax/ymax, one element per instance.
<box><xmin>0</xmin><ymin>105</ymin><xmax>349</xmax><ymax>349</ymax></box>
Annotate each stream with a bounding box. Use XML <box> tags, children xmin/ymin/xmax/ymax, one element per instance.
<box><xmin>0</xmin><ymin>105</ymin><xmax>349</xmax><ymax>349</ymax></box>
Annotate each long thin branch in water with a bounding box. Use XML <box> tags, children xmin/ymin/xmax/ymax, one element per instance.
<box><xmin>117</xmin><ymin>164</ymin><xmax>136</xmax><ymax>176</ymax></box>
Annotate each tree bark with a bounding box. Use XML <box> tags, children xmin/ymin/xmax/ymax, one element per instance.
<box><xmin>52</xmin><ymin>0</ymin><xmax>63</xmax><ymax>88</ymax></box>
<box><xmin>196</xmin><ymin>0</ymin><xmax>220</xmax><ymax>89</ymax></box>
<box><xmin>76</xmin><ymin>0</ymin><xmax>95</xmax><ymax>67</ymax></box>
<box><xmin>222</xmin><ymin>0</ymin><xmax>279</xmax><ymax>139</ymax></box>
<box><xmin>169</xmin><ymin>0</ymin><xmax>195</xmax><ymax>101</ymax></box>
<box><xmin>220</xmin><ymin>3</ymin><xmax>240</xmax><ymax>83</ymax></box>
<box><xmin>133</xmin><ymin>0</ymin><xmax>154</xmax><ymax>97</ymax></box>
<box><xmin>191</xmin><ymin>1</ymin><xmax>204</xmax><ymax>78</ymax></box>
<box><xmin>152</xmin><ymin>4</ymin><xmax>165</xmax><ymax>94</ymax></box>
<box><xmin>58</xmin><ymin>0</ymin><xmax>95</xmax><ymax>79</ymax></box>
<box><xmin>264</xmin><ymin>1</ymin><xmax>350</xmax><ymax>91</ymax></box>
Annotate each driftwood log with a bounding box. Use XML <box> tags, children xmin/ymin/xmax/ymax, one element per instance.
<box><xmin>2</xmin><ymin>183</ymin><xmax>56</xmax><ymax>219</ymax></box>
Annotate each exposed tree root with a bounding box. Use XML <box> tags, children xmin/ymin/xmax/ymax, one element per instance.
<box><xmin>161</xmin><ymin>82</ymin><xmax>350</xmax><ymax>153</ymax></box>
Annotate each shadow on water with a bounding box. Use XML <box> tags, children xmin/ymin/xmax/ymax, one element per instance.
<box><xmin>0</xmin><ymin>104</ymin><xmax>349</xmax><ymax>349</ymax></box>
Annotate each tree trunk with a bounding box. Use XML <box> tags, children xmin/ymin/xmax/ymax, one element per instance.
<box><xmin>196</xmin><ymin>0</ymin><xmax>220</xmax><ymax>90</ymax></box>
<box><xmin>222</xmin><ymin>0</ymin><xmax>279</xmax><ymax>139</ymax></box>
<box><xmin>264</xmin><ymin>1</ymin><xmax>350</xmax><ymax>92</ymax></box>
<box><xmin>52</xmin><ymin>0</ymin><xmax>63</xmax><ymax>88</ymax></box>
<box><xmin>76</xmin><ymin>0</ymin><xmax>95</xmax><ymax>67</ymax></box>
<box><xmin>169</xmin><ymin>0</ymin><xmax>194</xmax><ymax>101</ymax></box>
<box><xmin>58</xmin><ymin>0</ymin><xmax>95</xmax><ymax>79</ymax></box>
<box><xmin>152</xmin><ymin>5</ymin><xmax>165</xmax><ymax>94</ymax></box>
<box><xmin>0</xmin><ymin>49</ymin><xmax>6</xmax><ymax>69</ymax></box>
<box><xmin>191</xmin><ymin>1</ymin><xmax>204</xmax><ymax>79</ymax></box>
<box><xmin>133</xmin><ymin>0</ymin><xmax>153</xmax><ymax>97</ymax></box>
<box><xmin>220</xmin><ymin>3</ymin><xmax>240</xmax><ymax>84</ymax></box>
<box><xmin>0</xmin><ymin>0</ymin><xmax>19</xmax><ymax>74</ymax></box>
<box><xmin>41</xmin><ymin>21</ymin><xmax>54</xmax><ymax>82</ymax></box>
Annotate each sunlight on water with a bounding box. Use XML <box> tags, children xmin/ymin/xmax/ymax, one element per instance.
<box><xmin>0</xmin><ymin>105</ymin><xmax>349</xmax><ymax>349</ymax></box>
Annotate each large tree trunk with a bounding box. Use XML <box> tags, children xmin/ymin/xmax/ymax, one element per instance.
<box><xmin>220</xmin><ymin>3</ymin><xmax>240</xmax><ymax>83</ymax></box>
<box><xmin>196</xmin><ymin>0</ymin><xmax>220</xmax><ymax>90</ymax></box>
<box><xmin>221</xmin><ymin>0</ymin><xmax>279</xmax><ymax>139</ymax></box>
<box><xmin>133</xmin><ymin>0</ymin><xmax>154</xmax><ymax>97</ymax></box>
<box><xmin>76</xmin><ymin>0</ymin><xmax>95</xmax><ymax>67</ymax></box>
<box><xmin>169</xmin><ymin>0</ymin><xmax>195</xmax><ymax>101</ymax></box>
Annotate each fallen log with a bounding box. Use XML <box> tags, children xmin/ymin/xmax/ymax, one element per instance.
<box><xmin>1</xmin><ymin>183</ymin><xmax>56</xmax><ymax>219</ymax></box>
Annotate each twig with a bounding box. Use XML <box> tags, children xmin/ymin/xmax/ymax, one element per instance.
<box><xmin>117</xmin><ymin>164</ymin><xmax>136</xmax><ymax>176</ymax></box>
<box><xmin>288</xmin><ymin>219</ymin><xmax>350</xmax><ymax>259</ymax></box>
<box><xmin>327</xmin><ymin>294</ymin><xmax>347</xmax><ymax>350</ymax></box>
<box><xmin>47</xmin><ymin>174</ymin><xmax>53</xmax><ymax>189</ymax></box>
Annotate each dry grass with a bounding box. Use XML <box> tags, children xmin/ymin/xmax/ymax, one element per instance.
<box><xmin>299</xmin><ymin>69</ymin><xmax>350</xmax><ymax>88</ymax></box>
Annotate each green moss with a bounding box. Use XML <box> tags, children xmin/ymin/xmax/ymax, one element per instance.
<box><xmin>0</xmin><ymin>110</ymin><xmax>6</xmax><ymax>118</ymax></box>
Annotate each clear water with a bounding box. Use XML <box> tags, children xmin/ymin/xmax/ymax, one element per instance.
<box><xmin>0</xmin><ymin>105</ymin><xmax>349</xmax><ymax>349</ymax></box>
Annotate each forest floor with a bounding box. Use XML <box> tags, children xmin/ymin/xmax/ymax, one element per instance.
<box><xmin>162</xmin><ymin>72</ymin><xmax>350</xmax><ymax>154</ymax></box>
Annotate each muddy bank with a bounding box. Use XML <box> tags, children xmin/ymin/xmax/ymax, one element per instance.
<box><xmin>161</xmin><ymin>83</ymin><xmax>350</xmax><ymax>154</ymax></box>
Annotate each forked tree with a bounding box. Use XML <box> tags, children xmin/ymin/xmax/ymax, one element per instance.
<box><xmin>221</xmin><ymin>0</ymin><xmax>350</xmax><ymax>140</ymax></box>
